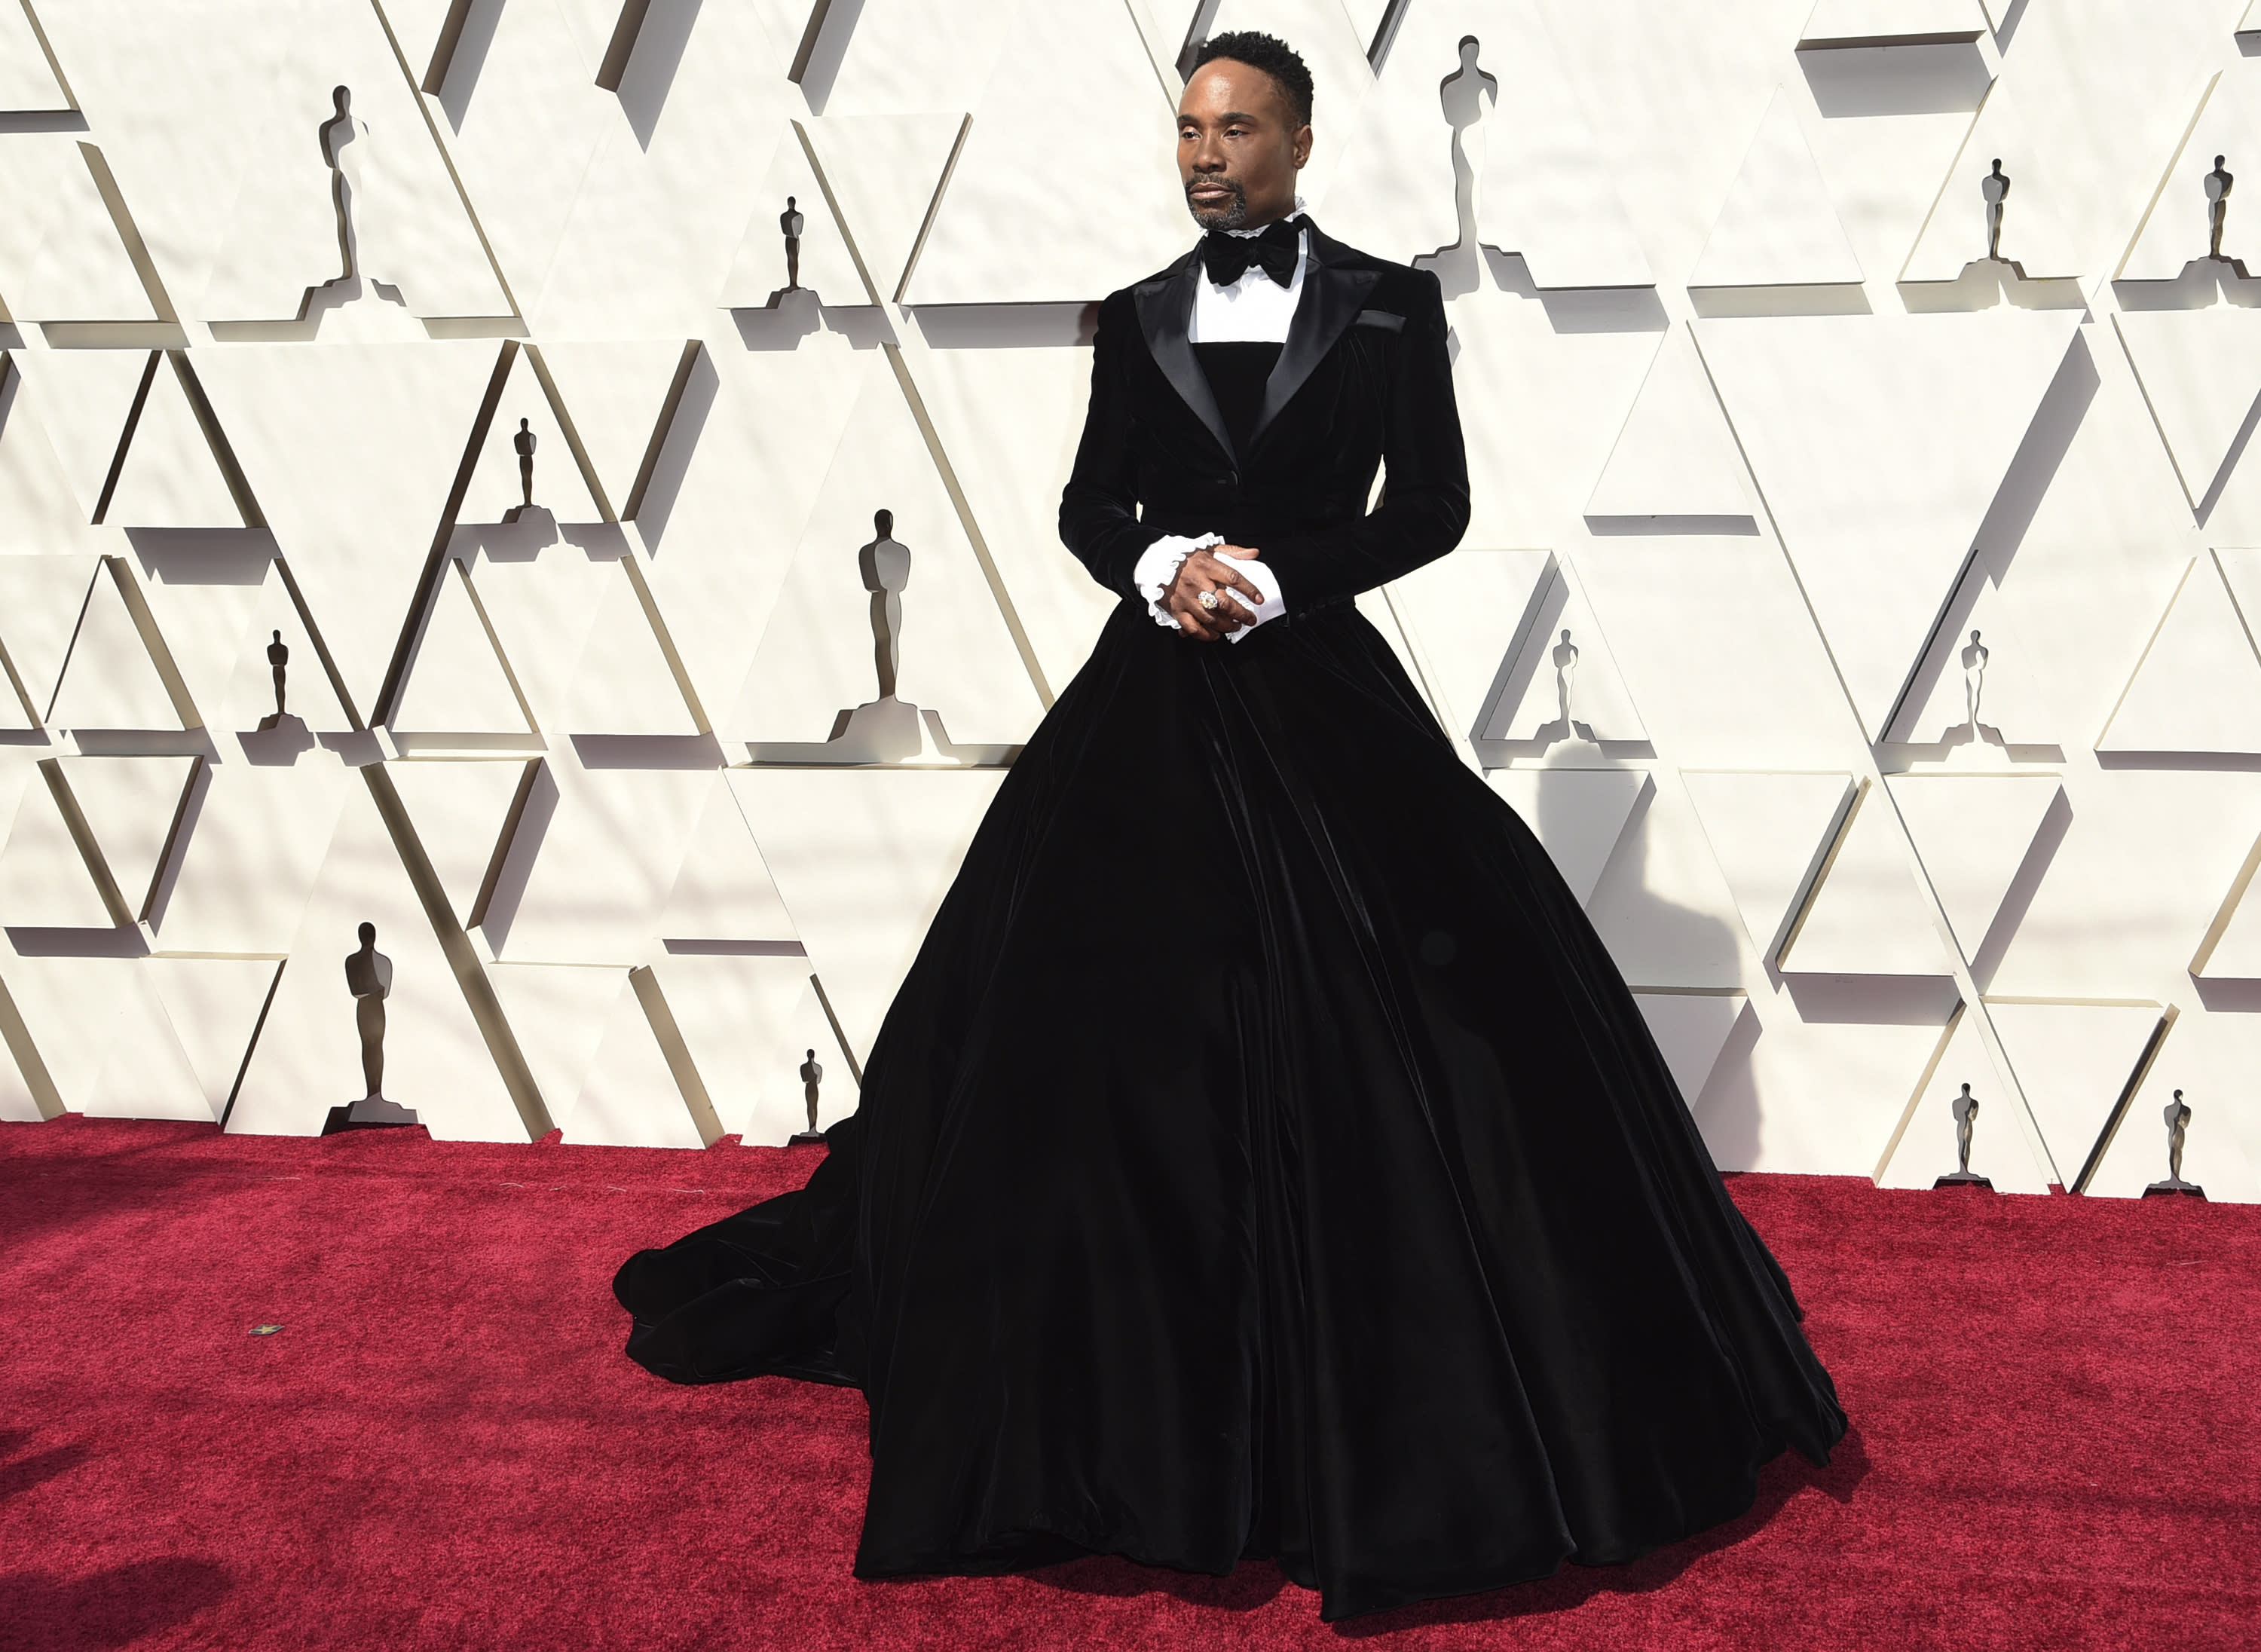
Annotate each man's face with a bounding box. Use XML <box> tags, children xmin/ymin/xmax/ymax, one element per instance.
<box><xmin>1176</xmin><ymin>59</ymin><xmax>1311</xmax><ymax>231</ymax></box>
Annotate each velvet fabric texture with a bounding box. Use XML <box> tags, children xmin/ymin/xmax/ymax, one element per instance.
<box><xmin>613</xmin><ymin>222</ymin><xmax>1848</xmax><ymax>1623</ymax></box>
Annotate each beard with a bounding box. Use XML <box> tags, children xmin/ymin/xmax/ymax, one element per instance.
<box><xmin>1186</xmin><ymin>174</ymin><xmax>1248</xmax><ymax>230</ymax></box>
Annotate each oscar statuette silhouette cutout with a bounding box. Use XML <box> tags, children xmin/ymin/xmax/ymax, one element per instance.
<box><xmin>325</xmin><ymin>922</ymin><xmax>420</xmax><ymax>1133</ymax></box>
<box><xmin>2143</xmin><ymin>1090</ymin><xmax>2206</xmax><ymax>1199</ymax></box>
<box><xmin>1934</xmin><ymin>1083</ymin><xmax>1994</xmax><ymax>1189</ymax></box>
<box><xmin>791</xmin><ymin>1048</ymin><xmax>826</xmax><ymax>1145</ymax></box>
<box><xmin>258</xmin><ymin>630</ymin><xmax>291</xmax><ymax>730</ymax></box>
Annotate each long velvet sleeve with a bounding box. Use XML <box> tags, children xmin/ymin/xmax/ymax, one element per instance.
<box><xmin>1059</xmin><ymin>291</ymin><xmax>1160</xmax><ymax>601</ymax></box>
<box><xmin>1259</xmin><ymin>270</ymin><xmax>1469</xmax><ymax>611</ymax></box>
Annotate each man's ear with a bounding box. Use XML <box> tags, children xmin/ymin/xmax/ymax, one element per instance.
<box><xmin>1294</xmin><ymin>126</ymin><xmax>1312</xmax><ymax>168</ymax></box>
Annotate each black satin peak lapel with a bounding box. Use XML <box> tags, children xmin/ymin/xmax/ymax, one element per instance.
<box><xmin>1251</xmin><ymin>253</ymin><xmax>1381</xmax><ymax>454</ymax></box>
<box><xmin>1134</xmin><ymin>257</ymin><xmax>1238</xmax><ymax>467</ymax></box>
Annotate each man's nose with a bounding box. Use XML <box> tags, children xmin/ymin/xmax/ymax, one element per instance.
<box><xmin>1189</xmin><ymin>134</ymin><xmax>1226</xmax><ymax>172</ymax></box>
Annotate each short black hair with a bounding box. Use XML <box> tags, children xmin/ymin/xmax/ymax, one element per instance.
<box><xmin>1189</xmin><ymin>31</ymin><xmax>1313</xmax><ymax>127</ymax></box>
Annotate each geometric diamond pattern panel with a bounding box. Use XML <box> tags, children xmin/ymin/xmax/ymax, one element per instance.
<box><xmin>2</xmin><ymin>2</ymin><xmax>2256</xmax><ymax>1201</ymax></box>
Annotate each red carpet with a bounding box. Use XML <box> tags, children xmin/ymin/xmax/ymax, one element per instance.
<box><xmin>2</xmin><ymin>1116</ymin><xmax>2255</xmax><ymax>1650</ymax></box>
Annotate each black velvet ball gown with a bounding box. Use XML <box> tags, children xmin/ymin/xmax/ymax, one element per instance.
<box><xmin>613</xmin><ymin>222</ymin><xmax>1847</xmax><ymax>1623</ymax></box>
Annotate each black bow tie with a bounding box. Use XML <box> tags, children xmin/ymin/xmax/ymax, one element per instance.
<box><xmin>1198</xmin><ymin>216</ymin><xmax>1302</xmax><ymax>289</ymax></box>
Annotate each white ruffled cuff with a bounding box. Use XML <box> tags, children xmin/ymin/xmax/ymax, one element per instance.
<box><xmin>1134</xmin><ymin>533</ymin><xmax>1222</xmax><ymax>630</ymax></box>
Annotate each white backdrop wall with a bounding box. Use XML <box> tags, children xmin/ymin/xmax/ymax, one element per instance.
<box><xmin>4</xmin><ymin>0</ymin><xmax>2260</xmax><ymax>1201</ymax></box>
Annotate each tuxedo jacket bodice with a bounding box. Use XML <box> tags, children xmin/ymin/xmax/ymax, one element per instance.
<box><xmin>1059</xmin><ymin>222</ymin><xmax>1471</xmax><ymax>620</ymax></box>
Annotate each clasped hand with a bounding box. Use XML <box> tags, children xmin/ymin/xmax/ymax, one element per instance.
<box><xmin>1166</xmin><ymin>546</ymin><xmax>1265</xmax><ymax>641</ymax></box>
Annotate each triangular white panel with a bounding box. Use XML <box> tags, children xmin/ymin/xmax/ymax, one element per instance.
<box><xmin>1779</xmin><ymin>783</ymin><xmax>1952</xmax><ymax>976</ymax></box>
<box><xmin>378</xmin><ymin>0</ymin><xmax>471</xmax><ymax>76</ymax></box>
<box><xmin>452</xmin><ymin>519</ymin><xmax>610</xmax><ymax>733</ymax></box>
<box><xmin>71</xmin><ymin>968</ymin><xmax>217</xmax><ymax>1124</ymax></box>
<box><xmin>2119</xmin><ymin>72</ymin><xmax>2261</xmax><ymax>282</ymax></box>
<box><xmin>2195</xmin><ymin>844</ymin><xmax>2261</xmax><ymax>979</ymax></box>
<box><xmin>151</xmin><ymin>754</ymin><xmax>356</xmax><ymax>956</ymax></box>
<box><xmin>1320</xmin><ymin>0</ymin><xmax>1651</xmax><ymax>286</ymax></box>
<box><xmin>728</xmin><ymin>366</ymin><xmax>1045</xmax><ymax>751</ymax></box>
<box><xmin>0</xmin><ymin>4</ymin><xmax>72</xmax><ymax>112</ymax></box>
<box><xmin>455</xmin><ymin>351</ymin><xmax>604</xmax><ymax>527</ymax></box>
<box><xmin>903</xmin><ymin>0</ymin><xmax>1201</xmax><ymax>303</ymax></box>
<box><xmin>1478</xmin><ymin>558</ymin><xmax>1648</xmax><ymax>751</ymax></box>
<box><xmin>655</xmin><ymin>774</ymin><xmax>799</xmax><ymax>943</ymax></box>
<box><xmin>0</xmin><ymin>664</ymin><xmax>30</xmax><ymax>731</ymax></box>
<box><xmin>526</xmin><ymin>341</ymin><xmax>697</xmax><ymax>523</ymax></box>
<box><xmin>718</xmin><ymin>123</ymin><xmax>868</xmax><ymax>309</ymax></box>
<box><xmin>1690</xmin><ymin>90</ymin><xmax>1864</xmax><ymax>289</ymax></box>
<box><xmin>1632</xmin><ymin>990</ymin><xmax>1749</xmax><ymax>1106</ymax></box>
<box><xmin>79</xmin><ymin>962</ymin><xmax>213</xmax><ymax>1121</ymax></box>
<box><xmin>0</xmin><ymin>953</ymin><xmax>106</xmax><ymax>1110</ymax></box>
<box><xmin>382</xmin><ymin>759</ymin><xmax>535</xmax><ymax>928</ymax></box>
<box><xmin>56</xmin><ymin>755</ymin><xmax>198</xmax><ymax>919</ymax></box>
<box><xmin>558</xmin><ymin>562</ymin><xmax>702</xmax><ymax>736</ymax></box>
<box><xmin>212</xmin><ymin>565</ymin><xmax>356</xmax><ymax>736</ymax></box>
<box><xmin>48</xmin><ymin>564</ymin><xmax>190</xmax><ymax>732</ymax></box>
<box><xmin>896</xmin><ymin>341</ymin><xmax>1122</xmax><ymax>696</ymax></box>
<box><xmin>2097</xmin><ymin>552</ymin><xmax>2261</xmax><ymax>754</ymax></box>
<box><xmin>1886</xmin><ymin>774</ymin><xmax>2061</xmax><ymax>960</ymax></box>
<box><xmin>810</xmin><ymin>0</ymin><xmax>1022</xmax><ymax>118</ymax></box>
<box><xmin>191</xmin><ymin>341</ymin><xmax>516</xmax><ymax>720</ymax></box>
<box><xmin>1380</xmin><ymin>549</ymin><xmax>1554</xmax><ymax>745</ymax></box>
<box><xmin>1681</xmin><ymin>770</ymin><xmax>1855</xmax><ymax>962</ymax></box>
<box><xmin>1885</xmin><ymin>566</ymin><xmax>2055</xmax><ymax>749</ymax></box>
<box><xmin>145</xmin><ymin>957</ymin><xmax>283</xmax><ymax>1119</ymax></box>
<box><xmin>2113</xmin><ymin>307</ymin><xmax>2261</xmax><ymax>513</ymax></box>
<box><xmin>632</xmin><ymin>341</ymin><xmax>880</xmax><ymax>733</ymax></box>
<box><xmin>1443</xmin><ymin>284</ymin><xmax>1665</xmax><ymax>548</ymax></box>
<box><xmin>0</xmin><ymin>348</ymin><xmax>97</xmax><ymax>560</ymax></box>
<box><xmin>2082</xmin><ymin>1012</ymin><xmax>2261</xmax><ymax>1201</ymax></box>
<box><xmin>802</xmin><ymin>113</ymin><xmax>970</xmax><ymax>303</ymax></box>
<box><xmin>1799</xmin><ymin>0</ymin><xmax>1987</xmax><ymax>44</ymax></box>
<box><xmin>1902</xmin><ymin>80</ymin><xmax>2083</xmax><ymax>283</ymax></box>
<box><xmin>1876</xmin><ymin>1007</ymin><xmax>2050</xmax><ymax>1192</ymax></box>
<box><xmin>563</xmin><ymin>970</ymin><xmax>711</xmax><ymax>1148</ymax></box>
<box><xmin>1485</xmin><ymin>768</ymin><xmax>1647</xmax><ymax>906</ymax></box>
<box><xmin>486</xmin><ymin>962</ymin><xmax>629</xmax><ymax>1137</ymax></box>
<box><xmin>1448</xmin><ymin>0</ymin><xmax>1657</xmax><ymax>289</ymax></box>
<box><xmin>1586</xmin><ymin>775</ymin><xmax>1758</xmax><ymax>993</ymax></box>
<box><xmin>656</xmin><ymin>962</ymin><xmax>843</xmax><ymax>1145</ymax></box>
<box><xmin>11</xmin><ymin>348</ymin><xmax>151</xmax><ymax>521</ymax></box>
<box><xmin>388</xmin><ymin>564</ymin><xmax>535</xmax><ymax>740</ymax></box>
<box><xmin>1987</xmin><ymin>999</ymin><xmax>2167</xmax><ymax>1188</ymax></box>
<box><xmin>1584</xmin><ymin>326</ymin><xmax>1754</xmax><ymax>524</ymax></box>
<box><xmin>1697</xmin><ymin>309</ymin><xmax>2080</xmax><ymax>739</ymax></box>
<box><xmin>105</xmin><ymin>357</ymin><xmax>246</xmax><ymax>529</ymax></box>
<box><xmin>0</xmin><ymin>557</ymin><xmax>101</xmax><ymax>722</ymax></box>
<box><xmin>10</xmin><ymin>138</ymin><xmax>158</xmax><ymax>322</ymax></box>
<box><xmin>484</xmin><ymin>765</ymin><xmax>714</xmax><ymax>965</ymax></box>
<box><xmin>2220</xmin><ymin>545</ymin><xmax>2261</xmax><ymax>636</ymax></box>
<box><xmin>0</xmin><ymin>776</ymin><xmax>113</xmax><ymax>927</ymax></box>
<box><xmin>202</xmin><ymin>0</ymin><xmax>509</xmax><ymax>320</ymax></box>
<box><xmin>729</xmin><ymin>766</ymin><xmax>1005</xmax><ymax>1059</ymax></box>
<box><xmin>422</xmin><ymin>0</ymin><xmax>624</xmax><ymax>326</ymax></box>
<box><xmin>228</xmin><ymin>776</ymin><xmax>526</xmax><ymax>1140</ymax></box>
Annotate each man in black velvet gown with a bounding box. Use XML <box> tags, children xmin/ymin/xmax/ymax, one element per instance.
<box><xmin>614</xmin><ymin>32</ymin><xmax>1846</xmax><ymax>1623</ymax></box>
